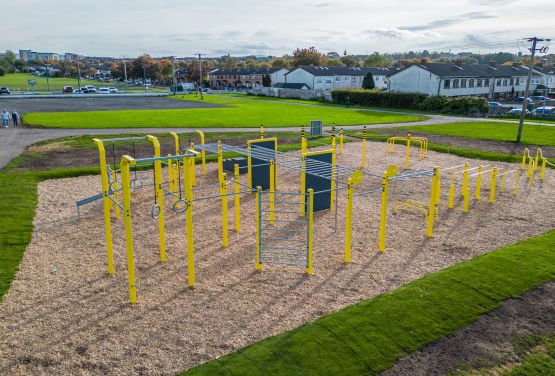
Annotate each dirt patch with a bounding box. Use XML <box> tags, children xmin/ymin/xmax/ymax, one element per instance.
<box><xmin>380</xmin><ymin>129</ymin><xmax>555</xmax><ymax>157</ymax></box>
<box><xmin>27</xmin><ymin>141</ymin><xmax>72</xmax><ymax>153</ymax></box>
<box><xmin>382</xmin><ymin>281</ymin><xmax>555</xmax><ymax>375</ymax></box>
<box><xmin>0</xmin><ymin>142</ymin><xmax>553</xmax><ymax>375</ymax></box>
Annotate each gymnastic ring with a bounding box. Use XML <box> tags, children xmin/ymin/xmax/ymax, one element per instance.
<box><xmin>173</xmin><ymin>198</ymin><xmax>189</xmax><ymax>213</ymax></box>
<box><xmin>151</xmin><ymin>204</ymin><xmax>161</xmax><ymax>219</ymax></box>
<box><xmin>130</xmin><ymin>178</ymin><xmax>144</xmax><ymax>189</ymax></box>
<box><xmin>109</xmin><ymin>181</ymin><xmax>122</xmax><ymax>192</ymax></box>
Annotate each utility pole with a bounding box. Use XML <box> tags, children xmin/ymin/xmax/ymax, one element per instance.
<box><xmin>516</xmin><ymin>37</ymin><xmax>550</xmax><ymax>143</ymax></box>
<box><xmin>123</xmin><ymin>57</ymin><xmax>128</xmax><ymax>93</ymax></box>
<box><xmin>76</xmin><ymin>56</ymin><xmax>82</xmax><ymax>90</ymax></box>
<box><xmin>172</xmin><ymin>56</ymin><xmax>176</xmax><ymax>95</ymax></box>
<box><xmin>143</xmin><ymin>65</ymin><xmax>147</xmax><ymax>93</ymax></box>
<box><xmin>195</xmin><ymin>53</ymin><xmax>205</xmax><ymax>99</ymax></box>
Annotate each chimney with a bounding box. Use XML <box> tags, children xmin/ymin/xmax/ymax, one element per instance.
<box><xmin>512</xmin><ymin>62</ymin><xmax>521</xmax><ymax>68</ymax></box>
<box><xmin>489</xmin><ymin>61</ymin><xmax>497</xmax><ymax>68</ymax></box>
<box><xmin>454</xmin><ymin>60</ymin><xmax>463</xmax><ymax>67</ymax></box>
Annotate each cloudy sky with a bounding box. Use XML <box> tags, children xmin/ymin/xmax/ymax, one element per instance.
<box><xmin>4</xmin><ymin>0</ymin><xmax>554</xmax><ymax>57</ymax></box>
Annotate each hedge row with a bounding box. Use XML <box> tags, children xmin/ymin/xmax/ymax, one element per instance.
<box><xmin>331</xmin><ymin>89</ymin><xmax>489</xmax><ymax>116</ymax></box>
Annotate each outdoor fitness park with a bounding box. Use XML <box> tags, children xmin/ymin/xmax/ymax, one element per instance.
<box><xmin>77</xmin><ymin>126</ymin><xmax>550</xmax><ymax>303</ymax></box>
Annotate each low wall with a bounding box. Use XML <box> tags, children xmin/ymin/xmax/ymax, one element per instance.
<box><xmin>251</xmin><ymin>87</ymin><xmax>332</xmax><ymax>101</ymax></box>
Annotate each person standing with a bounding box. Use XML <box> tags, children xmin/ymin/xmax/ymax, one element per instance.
<box><xmin>2</xmin><ymin>109</ymin><xmax>10</xmax><ymax>128</ymax></box>
<box><xmin>11</xmin><ymin>109</ymin><xmax>19</xmax><ymax>127</ymax></box>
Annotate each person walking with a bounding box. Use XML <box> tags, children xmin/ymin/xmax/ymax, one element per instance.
<box><xmin>11</xmin><ymin>109</ymin><xmax>19</xmax><ymax>127</ymax></box>
<box><xmin>2</xmin><ymin>109</ymin><xmax>10</xmax><ymax>128</ymax></box>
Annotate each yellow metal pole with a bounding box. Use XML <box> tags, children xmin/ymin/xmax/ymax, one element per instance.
<box><xmin>344</xmin><ymin>177</ymin><xmax>353</xmax><ymax>263</ymax></box>
<box><xmin>111</xmin><ymin>170</ymin><xmax>121</xmax><ymax>220</ymax></box>
<box><xmin>529</xmin><ymin>161</ymin><xmax>535</xmax><ymax>189</ymax></box>
<box><xmin>489</xmin><ymin>167</ymin><xmax>497</xmax><ymax>204</ymax></box>
<box><xmin>527</xmin><ymin>158</ymin><xmax>533</xmax><ymax>180</ymax></box>
<box><xmin>540</xmin><ymin>158</ymin><xmax>546</xmax><ymax>181</ymax></box>
<box><xmin>233</xmin><ymin>163</ymin><xmax>241</xmax><ymax>233</ymax></box>
<box><xmin>260</xmin><ymin>125</ymin><xmax>264</xmax><ymax>139</ymax></box>
<box><xmin>435</xmin><ymin>169</ymin><xmax>441</xmax><ymax>206</ymax></box>
<box><xmin>461</xmin><ymin>163</ymin><xmax>469</xmax><ymax>197</ymax></box>
<box><xmin>534</xmin><ymin>149</ymin><xmax>540</xmax><ymax>172</ymax></box>
<box><xmin>513</xmin><ymin>170</ymin><xmax>520</xmax><ymax>195</ymax></box>
<box><xmin>330</xmin><ymin>151</ymin><xmax>336</xmax><ymax>210</ymax></box>
<box><xmin>184</xmin><ymin>156</ymin><xmax>195</xmax><ymax>287</ymax></box>
<box><xmin>463</xmin><ymin>185</ymin><xmax>469</xmax><ymax>213</ymax></box>
<box><xmin>307</xmin><ymin>188</ymin><xmax>314</xmax><ymax>276</ymax></box>
<box><xmin>521</xmin><ymin>148</ymin><xmax>528</xmax><ymax>171</ymax></box>
<box><xmin>147</xmin><ymin>136</ymin><xmax>166</xmax><ymax>263</ymax></box>
<box><xmin>405</xmin><ymin>132</ymin><xmax>411</xmax><ymax>169</ymax></box>
<box><xmin>189</xmin><ymin>143</ymin><xmax>197</xmax><ymax>187</ymax></box>
<box><xmin>217</xmin><ymin>141</ymin><xmax>224</xmax><ymax>184</ymax></box>
<box><xmin>300</xmin><ymin>155</ymin><xmax>306</xmax><ymax>216</ymax></box>
<box><xmin>500</xmin><ymin>168</ymin><xmax>506</xmax><ymax>193</ymax></box>
<box><xmin>170</xmin><ymin>132</ymin><xmax>180</xmax><ymax>155</ymax></box>
<box><xmin>195</xmin><ymin>130</ymin><xmax>206</xmax><ymax>176</ymax></box>
<box><xmin>426</xmin><ymin>166</ymin><xmax>438</xmax><ymax>238</ymax></box>
<box><xmin>331</xmin><ymin>134</ymin><xmax>336</xmax><ymax>154</ymax></box>
<box><xmin>378</xmin><ymin>172</ymin><xmax>389</xmax><ymax>252</ymax></box>
<box><xmin>93</xmin><ymin>139</ymin><xmax>115</xmax><ymax>275</ymax></box>
<box><xmin>120</xmin><ymin>155</ymin><xmax>137</xmax><ymax>304</ymax></box>
<box><xmin>167</xmin><ymin>155</ymin><xmax>174</xmax><ymax>195</ymax></box>
<box><xmin>361</xmin><ymin>126</ymin><xmax>367</xmax><ymax>168</ymax></box>
<box><xmin>220</xmin><ymin>172</ymin><xmax>229</xmax><ymax>248</ymax></box>
<box><xmin>269</xmin><ymin>160</ymin><xmax>275</xmax><ymax>225</ymax></box>
<box><xmin>339</xmin><ymin>128</ymin><xmax>344</xmax><ymax>154</ymax></box>
<box><xmin>255</xmin><ymin>186</ymin><xmax>262</xmax><ymax>270</ymax></box>
<box><xmin>447</xmin><ymin>174</ymin><xmax>455</xmax><ymax>209</ymax></box>
<box><xmin>475</xmin><ymin>166</ymin><xmax>483</xmax><ymax>200</ymax></box>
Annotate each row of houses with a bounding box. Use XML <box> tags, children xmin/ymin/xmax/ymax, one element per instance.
<box><xmin>208</xmin><ymin>62</ymin><xmax>555</xmax><ymax>99</ymax></box>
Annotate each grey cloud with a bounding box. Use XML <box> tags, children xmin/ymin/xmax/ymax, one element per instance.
<box><xmin>365</xmin><ymin>28</ymin><xmax>405</xmax><ymax>39</ymax></box>
<box><xmin>305</xmin><ymin>2</ymin><xmax>332</xmax><ymax>7</ymax></box>
<box><xmin>400</xmin><ymin>11</ymin><xmax>496</xmax><ymax>31</ymax></box>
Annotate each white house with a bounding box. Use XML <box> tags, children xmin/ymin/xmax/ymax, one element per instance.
<box><xmin>387</xmin><ymin>61</ymin><xmax>546</xmax><ymax>99</ymax></box>
<box><xmin>283</xmin><ymin>66</ymin><xmax>396</xmax><ymax>91</ymax></box>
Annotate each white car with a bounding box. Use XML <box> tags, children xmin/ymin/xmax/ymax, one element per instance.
<box><xmin>87</xmin><ymin>88</ymin><xmax>97</xmax><ymax>93</ymax></box>
<box><xmin>99</xmin><ymin>88</ymin><xmax>110</xmax><ymax>94</ymax></box>
<box><xmin>108</xmin><ymin>87</ymin><xmax>118</xmax><ymax>94</ymax></box>
<box><xmin>85</xmin><ymin>85</ymin><xmax>96</xmax><ymax>90</ymax></box>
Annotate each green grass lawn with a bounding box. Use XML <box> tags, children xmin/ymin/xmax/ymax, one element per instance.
<box><xmin>183</xmin><ymin>230</ymin><xmax>555</xmax><ymax>375</ymax></box>
<box><xmin>22</xmin><ymin>94</ymin><xmax>427</xmax><ymax>128</ymax></box>
<box><xmin>399</xmin><ymin>121</ymin><xmax>555</xmax><ymax>147</ymax></box>
<box><xmin>0</xmin><ymin>73</ymin><xmax>166</xmax><ymax>93</ymax></box>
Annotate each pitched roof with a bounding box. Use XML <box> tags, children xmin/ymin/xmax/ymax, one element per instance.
<box><xmin>389</xmin><ymin>62</ymin><xmax>546</xmax><ymax>79</ymax></box>
<box><xmin>273</xmin><ymin>83</ymin><xmax>311</xmax><ymax>89</ymax></box>
<box><xmin>287</xmin><ymin>66</ymin><xmax>397</xmax><ymax>77</ymax></box>
<box><xmin>210</xmin><ymin>68</ymin><xmax>283</xmax><ymax>76</ymax></box>
<box><xmin>474</xmin><ymin>64</ymin><xmax>543</xmax><ymax>77</ymax></box>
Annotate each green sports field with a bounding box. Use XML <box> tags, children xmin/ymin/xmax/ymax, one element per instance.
<box><xmin>22</xmin><ymin>94</ymin><xmax>427</xmax><ymax>128</ymax></box>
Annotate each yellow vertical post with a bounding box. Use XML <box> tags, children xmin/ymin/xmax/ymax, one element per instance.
<box><xmin>405</xmin><ymin>132</ymin><xmax>411</xmax><ymax>169</ymax></box>
<box><xmin>500</xmin><ymin>168</ymin><xmax>506</xmax><ymax>193</ymax></box>
<box><xmin>307</xmin><ymin>188</ymin><xmax>314</xmax><ymax>276</ymax></box>
<box><xmin>220</xmin><ymin>172</ymin><xmax>229</xmax><ymax>248</ymax></box>
<box><xmin>93</xmin><ymin>139</ymin><xmax>115</xmax><ymax>275</ymax></box>
<box><xmin>217</xmin><ymin>141</ymin><xmax>224</xmax><ymax>184</ymax></box>
<box><xmin>331</xmin><ymin>134</ymin><xmax>336</xmax><ymax>154</ymax></box>
<box><xmin>184</xmin><ymin>156</ymin><xmax>195</xmax><ymax>287</ymax></box>
<box><xmin>260</xmin><ymin>125</ymin><xmax>264</xmax><ymax>139</ymax></box>
<box><xmin>233</xmin><ymin>163</ymin><xmax>241</xmax><ymax>233</ymax></box>
<box><xmin>120</xmin><ymin>156</ymin><xmax>137</xmax><ymax>304</ymax></box>
<box><xmin>540</xmin><ymin>158</ymin><xmax>546</xmax><ymax>181</ymax></box>
<box><xmin>529</xmin><ymin>161</ymin><xmax>535</xmax><ymax>189</ymax></box>
<box><xmin>167</xmin><ymin>155</ymin><xmax>174</xmax><ymax>195</ymax></box>
<box><xmin>527</xmin><ymin>158</ymin><xmax>533</xmax><ymax>180</ymax></box>
<box><xmin>300</xmin><ymin>155</ymin><xmax>306</xmax><ymax>216</ymax></box>
<box><xmin>195</xmin><ymin>130</ymin><xmax>206</xmax><ymax>176</ymax></box>
<box><xmin>463</xmin><ymin>186</ymin><xmax>470</xmax><ymax>213</ymax></box>
<box><xmin>435</xmin><ymin>169</ymin><xmax>441</xmax><ymax>206</ymax></box>
<box><xmin>269</xmin><ymin>160</ymin><xmax>275</xmax><ymax>225</ymax></box>
<box><xmin>111</xmin><ymin>170</ymin><xmax>121</xmax><ymax>220</ymax></box>
<box><xmin>170</xmin><ymin>132</ymin><xmax>180</xmax><ymax>155</ymax></box>
<box><xmin>247</xmin><ymin>143</ymin><xmax>252</xmax><ymax>189</ymax></box>
<box><xmin>330</xmin><ymin>151</ymin><xmax>336</xmax><ymax>210</ymax></box>
<box><xmin>489</xmin><ymin>167</ymin><xmax>497</xmax><ymax>204</ymax></box>
<box><xmin>461</xmin><ymin>163</ymin><xmax>469</xmax><ymax>197</ymax></box>
<box><xmin>255</xmin><ymin>186</ymin><xmax>262</xmax><ymax>270</ymax></box>
<box><xmin>147</xmin><ymin>136</ymin><xmax>166</xmax><ymax>263</ymax></box>
<box><xmin>339</xmin><ymin>128</ymin><xmax>344</xmax><ymax>154</ymax></box>
<box><xmin>521</xmin><ymin>148</ymin><xmax>528</xmax><ymax>171</ymax></box>
<box><xmin>475</xmin><ymin>166</ymin><xmax>483</xmax><ymax>200</ymax></box>
<box><xmin>190</xmin><ymin>142</ymin><xmax>196</xmax><ymax>186</ymax></box>
<box><xmin>344</xmin><ymin>177</ymin><xmax>353</xmax><ymax>263</ymax></box>
<box><xmin>361</xmin><ymin>126</ymin><xmax>367</xmax><ymax>168</ymax></box>
<box><xmin>514</xmin><ymin>170</ymin><xmax>520</xmax><ymax>195</ymax></box>
<box><xmin>447</xmin><ymin>174</ymin><xmax>455</xmax><ymax>209</ymax></box>
<box><xmin>426</xmin><ymin>166</ymin><xmax>438</xmax><ymax>238</ymax></box>
<box><xmin>378</xmin><ymin>172</ymin><xmax>389</xmax><ymax>252</ymax></box>
<box><xmin>534</xmin><ymin>149</ymin><xmax>540</xmax><ymax>172</ymax></box>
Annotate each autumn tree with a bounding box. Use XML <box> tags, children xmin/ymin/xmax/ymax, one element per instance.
<box><xmin>292</xmin><ymin>47</ymin><xmax>322</xmax><ymax>66</ymax></box>
<box><xmin>340</xmin><ymin>55</ymin><xmax>358</xmax><ymax>67</ymax></box>
<box><xmin>363</xmin><ymin>52</ymin><xmax>394</xmax><ymax>67</ymax></box>
<box><xmin>271</xmin><ymin>58</ymin><xmax>290</xmax><ymax>68</ymax></box>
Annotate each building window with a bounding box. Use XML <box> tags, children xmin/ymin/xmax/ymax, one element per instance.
<box><xmin>352</xmin><ymin>76</ymin><xmax>356</xmax><ymax>81</ymax></box>
<box><xmin>477</xmin><ymin>79</ymin><xmax>482</xmax><ymax>87</ymax></box>
<box><xmin>503</xmin><ymin>79</ymin><xmax>508</xmax><ymax>86</ymax></box>
<box><xmin>444</xmin><ymin>79</ymin><xmax>451</xmax><ymax>89</ymax></box>
<box><xmin>461</xmin><ymin>79</ymin><xmax>467</xmax><ymax>88</ymax></box>
<box><xmin>335</xmin><ymin>76</ymin><xmax>341</xmax><ymax>81</ymax></box>
<box><xmin>469</xmin><ymin>79</ymin><xmax>474</xmax><ymax>88</ymax></box>
<box><xmin>496</xmin><ymin>79</ymin><xmax>502</xmax><ymax>86</ymax></box>
<box><xmin>453</xmin><ymin>79</ymin><xmax>459</xmax><ymax>88</ymax></box>
<box><xmin>484</xmin><ymin>79</ymin><xmax>490</xmax><ymax>86</ymax></box>
<box><xmin>509</xmin><ymin>78</ymin><xmax>514</xmax><ymax>85</ymax></box>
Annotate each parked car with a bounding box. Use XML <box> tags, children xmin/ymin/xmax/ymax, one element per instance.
<box><xmin>108</xmin><ymin>87</ymin><xmax>118</xmax><ymax>94</ymax></box>
<box><xmin>0</xmin><ymin>87</ymin><xmax>10</xmax><ymax>94</ymax></box>
<box><xmin>87</xmin><ymin>88</ymin><xmax>97</xmax><ymax>93</ymax></box>
<box><xmin>513</xmin><ymin>97</ymin><xmax>532</xmax><ymax>103</ymax></box>
<box><xmin>73</xmin><ymin>89</ymin><xmax>85</xmax><ymax>94</ymax></box>
<box><xmin>98</xmin><ymin>88</ymin><xmax>110</xmax><ymax>94</ymax></box>
<box><xmin>533</xmin><ymin>96</ymin><xmax>552</xmax><ymax>101</ymax></box>
<box><xmin>85</xmin><ymin>85</ymin><xmax>96</xmax><ymax>90</ymax></box>
<box><xmin>532</xmin><ymin>106</ymin><xmax>555</xmax><ymax>115</ymax></box>
<box><xmin>63</xmin><ymin>86</ymin><xmax>74</xmax><ymax>93</ymax></box>
<box><xmin>508</xmin><ymin>108</ymin><xmax>531</xmax><ymax>116</ymax></box>
<box><xmin>488</xmin><ymin>101</ymin><xmax>503</xmax><ymax>107</ymax></box>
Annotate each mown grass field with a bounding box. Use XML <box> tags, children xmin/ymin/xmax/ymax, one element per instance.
<box><xmin>183</xmin><ymin>230</ymin><xmax>555</xmax><ymax>375</ymax></box>
<box><xmin>22</xmin><ymin>94</ymin><xmax>427</xmax><ymax>128</ymax></box>
<box><xmin>399</xmin><ymin>121</ymin><xmax>555</xmax><ymax>147</ymax></box>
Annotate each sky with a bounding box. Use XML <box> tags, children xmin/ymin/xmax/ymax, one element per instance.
<box><xmin>4</xmin><ymin>0</ymin><xmax>555</xmax><ymax>57</ymax></box>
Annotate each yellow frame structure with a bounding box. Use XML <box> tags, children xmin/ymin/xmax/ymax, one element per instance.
<box><xmin>246</xmin><ymin>137</ymin><xmax>278</xmax><ymax>189</ymax></box>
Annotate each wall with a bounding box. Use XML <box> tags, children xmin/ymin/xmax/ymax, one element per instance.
<box><xmin>388</xmin><ymin>65</ymin><xmax>440</xmax><ymax>95</ymax></box>
<box><xmin>251</xmin><ymin>86</ymin><xmax>332</xmax><ymax>101</ymax></box>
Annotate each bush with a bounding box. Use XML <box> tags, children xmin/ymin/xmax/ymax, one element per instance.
<box><xmin>331</xmin><ymin>89</ymin><xmax>489</xmax><ymax>116</ymax></box>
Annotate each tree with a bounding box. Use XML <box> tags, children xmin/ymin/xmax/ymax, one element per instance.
<box><xmin>258</xmin><ymin>61</ymin><xmax>271</xmax><ymax>68</ymax></box>
<box><xmin>271</xmin><ymin>58</ymin><xmax>290</xmax><ymax>68</ymax></box>
<box><xmin>362</xmin><ymin>72</ymin><xmax>375</xmax><ymax>89</ymax></box>
<box><xmin>325</xmin><ymin>58</ymin><xmax>343</xmax><ymax>66</ymax></box>
<box><xmin>340</xmin><ymin>55</ymin><xmax>358</xmax><ymax>67</ymax></box>
<box><xmin>0</xmin><ymin>66</ymin><xmax>5</xmax><ymax>76</ymax></box>
<box><xmin>363</xmin><ymin>52</ymin><xmax>394</xmax><ymax>67</ymax></box>
<box><xmin>186</xmin><ymin>59</ymin><xmax>213</xmax><ymax>83</ymax></box>
<box><xmin>292</xmin><ymin>47</ymin><xmax>322</xmax><ymax>66</ymax></box>
<box><xmin>262</xmin><ymin>74</ymin><xmax>271</xmax><ymax>87</ymax></box>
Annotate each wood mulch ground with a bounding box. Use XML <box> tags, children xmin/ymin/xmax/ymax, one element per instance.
<box><xmin>0</xmin><ymin>141</ymin><xmax>554</xmax><ymax>375</ymax></box>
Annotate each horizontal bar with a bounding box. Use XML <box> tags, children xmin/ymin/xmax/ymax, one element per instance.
<box><xmin>263</xmin><ymin>237</ymin><xmax>307</xmax><ymax>243</ymax></box>
<box><xmin>134</xmin><ymin>154</ymin><xmax>196</xmax><ymax>164</ymax></box>
<box><xmin>261</xmin><ymin>227</ymin><xmax>306</xmax><ymax>233</ymax></box>
<box><xmin>260</xmin><ymin>260</ymin><xmax>306</xmax><ymax>267</ymax></box>
<box><xmin>261</xmin><ymin>209</ymin><xmax>306</xmax><ymax>215</ymax></box>
<box><xmin>260</xmin><ymin>219</ymin><xmax>308</xmax><ymax>224</ymax></box>
<box><xmin>99</xmin><ymin>136</ymin><xmax>149</xmax><ymax>143</ymax></box>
